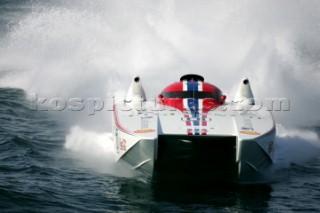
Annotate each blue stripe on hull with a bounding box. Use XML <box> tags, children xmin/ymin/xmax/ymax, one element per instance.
<box><xmin>187</xmin><ymin>81</ymin><xmax>200</xmax><ymax>128</ymax></box>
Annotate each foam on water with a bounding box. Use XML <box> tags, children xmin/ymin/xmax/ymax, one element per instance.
<box><xmin>0</xmin><ymin>0</ymin><xmax>320</xmax><ymax>175</ymax></box>
<box><xmin>65</xmin><ymin>125</ymin><xmax>135</xmax><ymax>177</ymax></box>
<box><xmin>275</xmin><ymin>124</ymin><xmax>320</xmax><ymax>167</ymax></box>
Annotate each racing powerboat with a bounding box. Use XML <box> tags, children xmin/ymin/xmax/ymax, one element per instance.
<box><xmin>112</xmin><ymin>74</ymin><xmax>275</xmax><ymax>181</ymax></box>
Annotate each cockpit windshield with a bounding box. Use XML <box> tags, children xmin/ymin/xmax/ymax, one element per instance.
<box><xmin>162</xmin><ymin>91</ymin><xmax>221</xmax><ymax>99</ymax></box>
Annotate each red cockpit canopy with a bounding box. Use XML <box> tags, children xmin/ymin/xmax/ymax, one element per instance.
<box><xmin>158</xmin><ymin>74</ymin><xmax>226</xmax><ymax>112</ymax></box>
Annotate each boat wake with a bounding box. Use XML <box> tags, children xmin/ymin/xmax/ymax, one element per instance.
<box><xmin>275</xmin><ymin>125</ymin><xmax>320</xmax><ymax>167</ymax></box>
<box><xmin>65</xmin><ymin>125</ymin><xmax>136</xmax><ymax>177</ymax></box>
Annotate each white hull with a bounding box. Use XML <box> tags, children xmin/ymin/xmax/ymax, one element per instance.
<box><xmin>112</xmin><ymin>75</ymin><xmax>275</xmax><ymax>181</ymax></box>
<box><xmin>113</xmin><ymin>103</ymin><xmax>275</xmax><ymax>180</ymax></box>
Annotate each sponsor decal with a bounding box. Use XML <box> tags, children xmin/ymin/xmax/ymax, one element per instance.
<box><xmin>133</xmin><ymin>129</ymin><xmax>155</xmax><ymax>133</ymax></box>
<box><xmin>119</xmin><ymin>139</ymin><xmax>126</xmax><ymax>151</ymax></box>
<box><xmin>239</xmin><ymin>130</ymin><xmax>261</xmax><ymax>135</ymax></box>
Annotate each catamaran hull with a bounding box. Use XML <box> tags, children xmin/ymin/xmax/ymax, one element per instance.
<box><xmin>115</xmin><ymin>131</ymin><xmax>274</xmax><ymax>181</ymax></box>
<box><xmin>113</xmin><ymin>75</ymin><xmax>276</xmax><ymax>182</ymax></box>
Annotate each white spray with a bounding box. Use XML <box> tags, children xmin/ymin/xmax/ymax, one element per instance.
<box><xmin>0</xmin><ymin>0</ymin><xmax>320</xmax><ymax>174</ymax></box>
